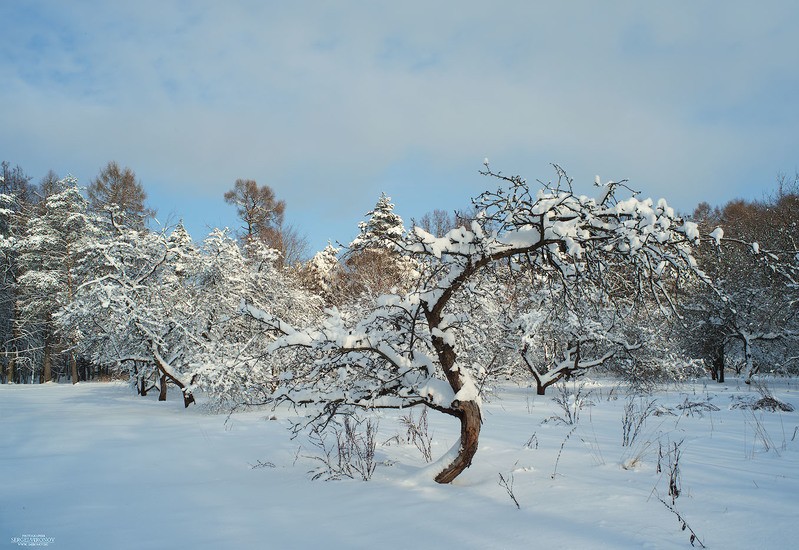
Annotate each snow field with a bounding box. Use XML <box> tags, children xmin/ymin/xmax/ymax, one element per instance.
<box><xmin>1</xmin><ymin>379</ymin><xmax>797</xmax><ymax>549</ymax></box>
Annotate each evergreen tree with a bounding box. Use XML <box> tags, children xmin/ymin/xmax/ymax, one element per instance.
<box><xmin>0</xmin><ymin>162</ymin><xmax>33</xmax><ymax>383</ymax></box>
<box><xmin>345</xmin><ymin>193</ymin><xmax>414</xmax><ymax>298</ymax></box>
<box><xmin>349</xmin><ymin>192</ymin><xmax>404</xmax><ymax>251</ymax></box>
<box><xmin>16</xmin><ymin>176</ymin><xmax>99</xmax><ymax>383</ymax></box>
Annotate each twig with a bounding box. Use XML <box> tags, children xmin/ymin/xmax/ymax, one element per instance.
<box><xmin>498</xmin><ymin>472</ymin><xmax>520</xmax><ymax>509</ymax></box>
<box><xmin>551</xmin><ymin>426</ymin><xmax>577</xmax><ymax>478</ymax></box>
<box><xmin>658</xmin><ymin>497</ymin><xmax>706</xmax><ymax>548</ymax></box>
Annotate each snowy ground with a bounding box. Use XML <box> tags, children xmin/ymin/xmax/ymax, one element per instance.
<box><xmin>1</xmin><ymin>379</ymin><xmax>797</xmax><ymax>549</ymax></box>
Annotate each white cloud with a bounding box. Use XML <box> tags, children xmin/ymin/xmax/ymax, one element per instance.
<box><xmin>1</xmin><ymin>1</ymin><xmax>797</xmax><ymax>251</ymax></box>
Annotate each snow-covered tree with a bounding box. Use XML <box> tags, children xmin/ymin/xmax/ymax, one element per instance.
<box><xmin>1</xmin><ymin>178</ymin><xmax>18</xmax><ymax>383</ymax></box>
<box><xmin>349</xmin><ymin>192</ymin><xmax>404</xmax><ymax>250</ymax></box>
<box><xmin>345</xmin><ymin>193</ymin><xmax>416</xmax><ymax>298</ymax></box>
<box><xmin>168</xmin><ymin>220</ymin><xmax>199</xmax><ymax>277</ymax></box>
<box><xmin>0</xmin><ymin>162</ymin><xmax>33</xmax><ymax>384</ymax></box>
<box><xmin>185</xmin><ymin>230</ymin><xmax>322</xmax><ymax>407</ymax></box>
<box><xmin>243</xmin><ymin>165</ymin><xmax>712</xmax><ymax>483</ymax></box>
<box><xmin>61</xmin><ymin>221</ymin><xmax>321</xmax><ymax>406</ymax></box>
<box><xmin>16</xmin><ymin>177</ymin><xmax>99</xmax><ymax>383</ymax></box>
<box><xmin>516</xmin><ymin>282</ymin><xmax>633</xmax><ymax>395</ymax></box>
<box><xmin>303</xmin><ymin>242</ymin><xmax>343</xmax><ymax>305</ymax></box>
<box><xmin>57</xmin><ymin>224</ymin><xmax>196</xmax><ymax>402</ymax></box>
<box><xmin>686</xmin><ymin>190</ymin><xmax>799</xmax><ymax>383</ymax></box>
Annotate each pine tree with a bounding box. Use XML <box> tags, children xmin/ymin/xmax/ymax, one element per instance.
<box><xmin>0</xmin><ymin>162</ymin><xmax>33</xmax><ymax>383</ymax></box>
<box><xmin>16</xmin><ymin>176</ymin><xmax>99</xmax><ymax>383</ymax></box>
<box><xmin>349</xmin><ymin>193</ymin><xmax>404</xmax><ymax>251</ymax></box>
<box><xmin>167</xmin><ymin>221</ymin><xmax>198</xmax><ymax>278</ymax></box>
<box><xmin>346</xmin><ymin>193</ymin><xmax>414</xmax><ymax>298</ymax></box>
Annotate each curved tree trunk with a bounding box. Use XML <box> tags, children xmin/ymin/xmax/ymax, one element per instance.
<box><xmin>424</xmin><ymin>260</ymin><xmax>489</xmax><ymax>483</ymax></box>
<box><xmin>535</xmin><ymin>374</ymin><xmax>565</xmax><ymax>395</ymax></box>
<box><xmin>428</xmin><ymin>309</ymin><xmax>482</xmax><ymax>484</ymax></box>
<box><xmin>157</xmin><ymin>370</ymin><xmax>195</xmax><ymax>407</ymax></box>
<box><xmin>150</xmin><ymin>343</ymin><xmax>195</xmax><ymax>408</ymax></box>
<box><xmin>434</xmin><ymin>399</ymin><xmax>481</xmax><ymax>484</ymax></box>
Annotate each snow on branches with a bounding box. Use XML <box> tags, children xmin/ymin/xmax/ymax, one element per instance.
<box><xmin>244</xmin><ymin>165</ymin><xmax>711</xmax><ymax>483</ymax></box>
<box><xmin>60</xmin><ymin>223</ymin><xmax>320</xmax><ymax>407</ymax></box>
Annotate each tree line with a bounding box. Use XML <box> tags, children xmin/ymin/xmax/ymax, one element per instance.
<box><xmin>2</xmin><ymin>159</ymin><xmax>797</xmax><ymax>482</ymax></box>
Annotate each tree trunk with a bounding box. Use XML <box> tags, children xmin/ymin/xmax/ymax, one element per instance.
<box><xmin>423</xmin><ymin>262</ymin><xmax>488</xmax><ymax>483</ymax></box>
<box><xmin>6</xmin><ymin>303</ymin><xmax>20</xmax><ymax>383</ymax></box>
<box><xmin>42</xmin><ymin>338</ymin><xmax>52</xmax><ymax>383</ymax></box>
<box><xmin>532</xmin><ymin>372</ymin><xmax>563</xmax><ymax>395</ymax></box>
<box><xmin>427</xmin><ymin>312</ymin><xmax>481</xmax><ymax>484</ymax></box>
<box><xmin>182</xmin><ymin>391</ymin><xmax>195</xmax><ymax>408</ymax></box>
<box><xmin>743</xmin><ymin>337</ymin><xmax>755</xmax><ymax>384</ymax></box>
<box><xmin>158</xmin><ymin>374</ymin><xmax>167</xmax><ymax>401</ymax></box>
<box><xmin>70</xmin><ymin>352</ymin><xmax>79</xmax><ymax>384</ymax></box>
<box><xmin>150</xmin><ymin>343</ymin><xmax>195</xmax><ymax>408</ymax></box>
<box><xmin>7</xmin><ymin>352</ymin><xmax>15</xmax><ymax>384</ymax></box>
<box><xmin>714</xmin><ymin>343</ymin><xmax>725</xmax><ymax>383</ymax></box>
<box><xmin>520</xmin><ymin>348</ymin><xmax>560</xmax><ymax>395</ymax></box>
<box><xmin>434</xmin><ymin>399</ymin><xmax>481</xmax><ymax>484</ymax></box>
<box><xmin>157</xmin><ymin>371</ymin><xmax>195</xmax><ymax>408</ymax></box>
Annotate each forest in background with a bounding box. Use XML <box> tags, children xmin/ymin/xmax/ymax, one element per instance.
<box><xmin>2</xmin><ymin>158</ymin><xmax>797</xmax><ymax>482</ymax></box>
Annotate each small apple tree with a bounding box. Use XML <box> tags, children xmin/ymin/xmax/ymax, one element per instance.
<box><xmin>243</xmin><ymin>164</ymin><xmax>711</xmax><ymax>483</ymax></box>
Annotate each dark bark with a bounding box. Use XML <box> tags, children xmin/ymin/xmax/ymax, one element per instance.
<box><xmin>714</xmin><ymin>344</ymin><xmax>725</xmax><ymax>383</ymax></box>
<box><xmin>158</xmin><ymin>374</ymin><xmax>167</xmax><ymax>401</ymax></box>
<box><xmin>427</xmin><ymin>302</ymin><xmax>482</xmax><ymax>484</ymax></box>
<box><xmin>534</xmin><ymin>373</ymin><xmax>568</xmax><ymax>395</ymax></box>
<box><xmin>521</xmin><ymin>348</ymin><xmax>565</xmax><ymax>395</ymax></box>
<box><xmin>69</xmin><ymin>353</ymin><xmax>79</xmax><ymax>384</ymax></box>
<box><xmin>7</xmin><ymin>350</ymin><xmax>15</xmax><ymax>384</ymax></box>
<box><xmin>434</xmin><ymin>399</ymin><xmax>481</xmax><ymax>484</ymax></box>
<box><xmin>182</xmin><ymin>390</ymin><xmax>195</xmax><ymax>408</ymax></box>
<box><xmin>157</xmin><ymin>370</ymin><xmax>195</xmax><ymax>408</ymax></box>
<box><xmin>7</xmin><ymin>316</ymin><xmax>19</xmax><ymax>383</ymax></box>
<box><xmin>150</xmin><ymin>342</ymin><xmax>195</xmax><ymax>408</ymax></box>
<box><xmin>42</xmin><ymin>337</ymin><xmax>52</xmax><ymax>383</ymax></box>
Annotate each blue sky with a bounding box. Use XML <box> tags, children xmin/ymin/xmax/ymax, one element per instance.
<box><xmin>1</xmin><ymin>1</ymin><xmax>797</xmax><ymax>255</ymax></box>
